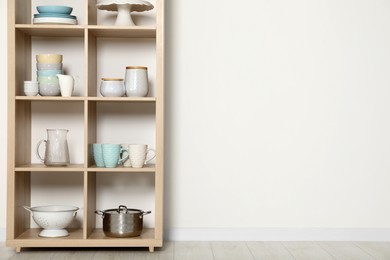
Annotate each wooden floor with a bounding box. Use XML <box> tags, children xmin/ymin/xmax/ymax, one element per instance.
<box><xmin>2</xmin><ymin>241</ymin><xmax>390</xmax><ymax>259</ymax></box>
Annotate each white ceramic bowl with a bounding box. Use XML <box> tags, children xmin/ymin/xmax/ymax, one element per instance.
<box><xmin>37</xmin><ymin>63</ymin><xmax>63</xmax><ymax>70</ymax></box>
<box><xmin>37</xmin><ymin>69</ymin><xmax>64</xmax><ymax>77</ymax></box>
<box><xmin>24</xmin><ymin>91</ymin><xmax>39</xmax><ymax>96</ymax></box>
<box><xmin>100</xmin><ymin>78</ymin><xmax>125</xmax><ymax>97</ymax></box>
<box><xmin>24</xmin><ymin>205</ymin><xmax>79</xmax><ymax>237</ymax></box>
<box><xmin>39</xmin><ymin>83</ymin><xmax>61</xmax><ymax>96</ymax></box>
<box><xmin>36</xmin><ymin>54</ymin><xmax>63</xmax><ymax>64</ymax></box>
<box><xmin>38</xmin><ymin>75</ymin><xmax>59</xmax><ymax>84</ymax></box>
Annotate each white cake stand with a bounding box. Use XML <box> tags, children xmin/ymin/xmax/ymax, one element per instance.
<box><xmin>96</xmin><ymin>0</ymin><xmax>154</xmax><ymax>26</ymax></box>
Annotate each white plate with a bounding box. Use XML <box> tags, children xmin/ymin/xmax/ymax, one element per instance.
<box><xmin>33</xmin><ymin>17</ymin><xmax>78</xmax><ymax>25</ymax></box>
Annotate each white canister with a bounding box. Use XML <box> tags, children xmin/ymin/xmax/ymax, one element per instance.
<box><xmin>100</xmin><ymin>78</ymin><xmax>125</xmax><ymax>97</ymax></box>
<box><xmin>124</xmin><ymin>66</ymin><xmax>149</xmax><ymax>97</ymax></box>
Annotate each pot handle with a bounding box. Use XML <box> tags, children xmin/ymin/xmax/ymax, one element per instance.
<box><xmin>142</xmin><ymin>210</ymin><xmax>152</xmax><ymax>216</ymax></box>
<box><xmin>95</xmin><ymin>210</ymin><xmax>105</xmax><ymax>219</ymax></box>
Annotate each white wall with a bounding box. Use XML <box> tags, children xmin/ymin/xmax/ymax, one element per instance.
<box><xmin>2</xmin><ymin>0</ymin><xmax>390</xmax><ymax>241</ymax></box>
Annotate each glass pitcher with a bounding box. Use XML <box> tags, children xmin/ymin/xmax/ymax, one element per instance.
<box><xmin>36</xmin><ymin>129</ymin><xmax>70</xmax><ymax>166</ymax></box>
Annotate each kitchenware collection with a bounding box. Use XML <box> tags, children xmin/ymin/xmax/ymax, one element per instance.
<box><xmin>100</xmin><ymin>65</ymin><xmax>150</xmax><ymax>97</ymax></box>
<box><xmin>94</xmin><ymin>143</ymin><xmax>155</xmax><ymax>168</ymax></box>
<box><xmin>33</xmin><ymin>5</ymin><xmax>78</xmax><ymax>25</ymax></box>
<box><xmin>24</xmin><ymin>204</ymin><xmax>150</xmax><ymax>238</ymax></box>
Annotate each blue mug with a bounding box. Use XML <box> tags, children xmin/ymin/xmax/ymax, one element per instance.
<box><xmin>93</xmin><ymin>144</ymin><xmax>105</xmax><ymax>167</ymax></box>
<box><xmin>102</xmin><ymin>144</ymin><xmax>128</xmax><ymax>168</ymax></box>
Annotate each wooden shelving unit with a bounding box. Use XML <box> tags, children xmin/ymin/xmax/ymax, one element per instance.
<box><xmin>7</xmin><ymin>0</ymin><xmax>164</xmax><ymax>253</ymax></box>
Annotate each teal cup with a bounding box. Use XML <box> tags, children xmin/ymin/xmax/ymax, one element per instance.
<box><xmin>102</xmin><ymin>144</ymin><xmax>128</xmax><ymax>168</ymax></box>
<box><xmin>93</xmin><ymin>144</ymin><xmax>105</xmax><ymax>167</ymax></box>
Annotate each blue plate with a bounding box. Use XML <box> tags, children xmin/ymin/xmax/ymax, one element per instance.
<box><xmin>34</xmin><ymin>13</ymin><xmax>77</xmax><ymax>19</ymax></box>
<box><xmin>37</xmin><ymin>5</ymin><xmax>73</xmax><ymax>15</ymax></box>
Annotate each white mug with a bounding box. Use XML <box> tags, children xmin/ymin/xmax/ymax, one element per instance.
<box><xmin>129</xmin><ymin>144</ymin><xmax>156</xmax><ymax>168</ymax></box>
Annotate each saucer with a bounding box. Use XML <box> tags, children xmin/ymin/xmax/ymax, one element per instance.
<box><xmin>34</xmin><ymin>13</ymin><xmax>77</xmax><ymax>19</ymax></box>
<box><xmin>33</xmin><ymin>17</ymin><xmax>78</xmax><ymax>25</ymax></box>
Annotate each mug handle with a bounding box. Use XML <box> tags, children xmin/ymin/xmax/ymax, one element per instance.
<box><xmin>145</xmin><ymin>149</ymin><xmax>156</xmax><ymax>165</ymax></box>
<box><xmin>35</xmin><ymin>140</ymin><xmax>46</xmax><ymax>163</ymax></box>
<box><xmin>118</xmin><ymin>147</ymin><xmax>129</xmax><ymax>164</ymax></box>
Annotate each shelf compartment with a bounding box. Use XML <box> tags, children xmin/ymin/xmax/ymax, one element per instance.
<box><xmin>8</xmin><ymin>228</ymin><xmax>161</xmax><ymax>248</ymax></box>
<box><xmin>15</xmin><ymin>164</ymin><xmax>85</xmax><ymax>172</ymax></box>
<box><xmin>10</xmin><ymin>228</ymin><xmax>83</xmax><ymax>246</ymax></box>
<box><xmin>88</xmin><ymin>228</ymin><xmax>160</xmax><ymax>246</ymax></box>
<box><xmin>88</xmin><ymin>164</ymin><xmax>155</xmax><ymax>172</ymax></box>
<box><xmin>15</xmin><ymin>25</ymin><xmax>85</xmax><ymax>37</ymax></box>
<box><xmin>88</xmin><ymin>26</ymin><xmax>156</xmax><ymax>38</ymax></box>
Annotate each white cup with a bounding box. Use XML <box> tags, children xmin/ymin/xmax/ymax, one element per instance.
<box><xmin>120</xmin><ymin>144</ymin><xmax>131</xmax><ymax>167</ymax></box>
<box><xmin>24</xmin><ymin>81</ymin><xmax>39</xmax><ymax>96</ymax></box>
<box><xmin>129</xmin><ymin>144</ymin><xmax>156</xmax><ymax>168</ymax></box>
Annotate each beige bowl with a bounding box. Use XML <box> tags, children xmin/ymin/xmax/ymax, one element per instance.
<box><xmin>36</xmin><ymin>54</ymin><xmax>63</xmax><ymax>64</ymax></box>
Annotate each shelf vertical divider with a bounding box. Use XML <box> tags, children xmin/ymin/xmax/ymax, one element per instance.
<box><xmin>155</xmin><ymin>0</ymin><xmax>165</xmax><ymax>242</ymax></box>
<box><xmin>15</xmin><ymin>0</ymin><xmax>31</xmax><ymax>24</ymax></box>
<box><xmin>87</xmin><ymin>0</ymin><xmax>98</xmax><ymax>26</ymax></box>
<box><xmin>85</xmin><ymin>20</ymin><xmax>98</xmax><ymax>238</ymax></box>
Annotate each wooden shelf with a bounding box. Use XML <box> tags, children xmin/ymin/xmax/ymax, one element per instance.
<box><xmin>15</xmin><ymin>24</ymin><xmax>85</xmax><ymax>37</ymax></box>
<box><xmin>14</xmin><ymin>25</ymin><xmax>156</xmax><ymax>38</ymax></box>
<box><xmin>8</xmin><ymin>228</ymin><xmax>161</xmax><ymax>248</ymax></box>
<box><xmin>8</xmin><ymin>0</ymin><xmax>164</xmax><ymax>253</ymax></box>
<box><xmin>88</xmin><ymin>97</ymin><xmax>156</xmax><ymax>102</ymax></box>
<box><xmin>16</xmin><ymin>96</ymin><xmax>85</xmax><ymax>101</ymax></box>
<box><xmin>88</xmin><ymin>164</ymin><xmax>156</xmax><ymax>172</ymax></box>
<box><xmin>88</xmin><ymin>26</ymin><xmax>156</xmax><ymax>38</ymax></box>
<box><xmin>15</xmin><ymin>96</ymin><xmax>156</xmax><ymax>102</ymax></box>
<box><xmin>15</xmin><ymin>164</ymin><xmax>85</xmax><ymax>172</ymax></box>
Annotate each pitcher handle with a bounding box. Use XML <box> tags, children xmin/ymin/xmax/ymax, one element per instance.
<box><xmin>118</xmin><ymin>148</ymin><xmax>129</xmax><ymax>164</ymax></box>
<box><xmin>35</xmin><ymin>140</ymin><xmax>46</xmax><ymax>163</ymax></box>
<box><xmin>145</xmin><ymin>149</ymin><xmax>156</xmax><ymax>165</ymax></box>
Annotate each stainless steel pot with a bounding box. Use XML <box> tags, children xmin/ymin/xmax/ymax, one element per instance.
<box><xmin>95</xmin><ymin>205</ymin><xmax>151</xmax><ymax>238</ymax></box>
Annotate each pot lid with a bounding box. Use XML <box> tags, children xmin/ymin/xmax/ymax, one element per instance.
<box><xmin>103</xmin><ymin>205</ymin><xmax>142</xmax><ymax>215</ymax></box>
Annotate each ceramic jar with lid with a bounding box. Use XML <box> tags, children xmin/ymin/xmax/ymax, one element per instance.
<box><xmin>124</xmin><ymin>66</ymin><xmax>149</xmax><ymax>97</ymax></box>
<box><xmin>100</xmin><ymin>78</ymin><xmax>125</xmax><ymax>97</ymax></box>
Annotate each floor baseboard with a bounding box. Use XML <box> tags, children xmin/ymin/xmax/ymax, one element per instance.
<box><xmin>166</xmin><ymin>228</ymin><xmax>390</xmax><ymax>241</ymax></box>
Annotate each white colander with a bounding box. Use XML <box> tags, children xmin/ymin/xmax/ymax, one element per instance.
<box><xmin>24</xmin><ymin>205</ymin><xmax>79</xmax><ymax>237</ymax></box>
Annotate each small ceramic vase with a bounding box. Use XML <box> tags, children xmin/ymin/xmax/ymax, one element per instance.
<box><xmin>124</xmin><ymin>66</ymin><xmax>149</xmax><ymax>97</ymax></box>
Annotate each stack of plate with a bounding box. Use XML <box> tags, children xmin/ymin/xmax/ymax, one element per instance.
<box><xmin>33</xmin><ymin>5</ymin><xmax>78</xmax><ymax>25</ymax></box>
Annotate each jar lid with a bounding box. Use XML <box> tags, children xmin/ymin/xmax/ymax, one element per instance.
<box><xmin>101</xmin><ymin>78</ymin><xmax>123</xmax><ymax>81</ymax></box>
<box><xmin>126</xmin><ymin>66</ymin><xmax>148</xmax><ymax>70</ymax></box>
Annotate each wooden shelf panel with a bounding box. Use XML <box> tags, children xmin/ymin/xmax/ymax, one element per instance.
<box><xmin>14</xmin><ymin>25</ymin><xmax>156</xmax><ymax>38</ymax></box>
<box><xmin>15</xmin><ymin>164</ymin><xmax>85</xmax><ymax>172</ymax></box>
<box><xmin>15</xmin><ymin>96</ymin><xmax>156</xmax><ymax>102</ymax></box>
<box><xmin>88</xmin><ymin>26</ymin><xmax>156</xmax><ymax>38</ymax></box>
<box><xmin>15</xmin><ymin>25</ymin><xmax>85</xmax><ymax>37</ymax></box>
<box><xmin>88</xmin><ymin>97</ymin><xmax>156</xmax><ymax>102</ymax></box>
<box><xmin>16</xmin><ymin>96</ymin><xmax>85</xmax><ymax>101</ymax></box>
<box><xmin>87</xmin><ymin>228</ymin><xmax>162</xmax><ymax>246</ymax></box>
<box><xmin>7</xmin><ymin>228</ymin><xmax>162</xmax><ymax>248</ymax></box>
<box><xmin>14</xmin><ymin>164</ymin><xmax>156</xmax><ymax>172</ymax></box>
<box><xmin>88</xmin><ymin>164</ymin><xmax>156</xmax><ymax>172</ymax></box>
